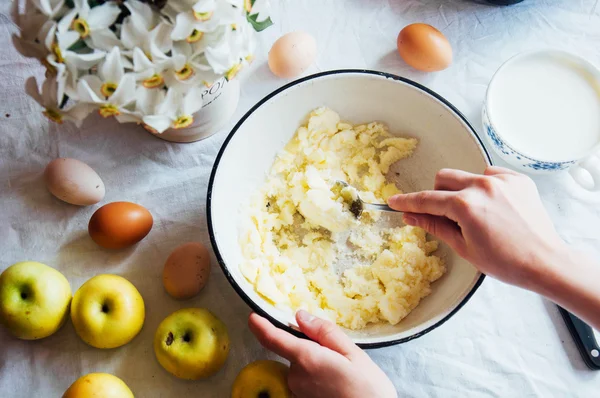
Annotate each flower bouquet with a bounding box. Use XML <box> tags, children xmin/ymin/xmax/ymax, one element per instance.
<box><xmin>12</xmin><ymin>0</ymin><xmax>272</xmax><ymax>141</ymax></box>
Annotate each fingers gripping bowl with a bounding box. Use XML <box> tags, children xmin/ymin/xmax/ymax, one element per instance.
<box><xmin>208</xmin><ymin>70</ymin><xmax>491</xmax><ymax>347</ymax></box>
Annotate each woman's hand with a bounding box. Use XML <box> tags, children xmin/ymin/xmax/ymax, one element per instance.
<box><xmin>248</xmin><ymin>310</ymin><xmax>397</xmax><ymax>398</ymax></box>
<box><xmin>388</xmin><ymin>166</ymin><xmax>566</xmax><ymax>290</ymax></box>
<box><xmin>388</xmin><ymin>166</ymin><xmax>600</xmax><ymax>330</ymax></box>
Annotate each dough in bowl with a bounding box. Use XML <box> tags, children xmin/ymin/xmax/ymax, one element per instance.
<box><xmin>239</xmin><ymin>108</ymin><xmax>445</xmax><ymax>330</ymax></box>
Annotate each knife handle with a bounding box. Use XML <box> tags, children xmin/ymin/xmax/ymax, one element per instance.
<box><xmin>558</xmin><ymin>306</ymin><xmax>600</xmax><ymax>370</ymax></box>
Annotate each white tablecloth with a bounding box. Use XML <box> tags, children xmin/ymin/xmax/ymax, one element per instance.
<box><xmin>1</xmin><ymin>0</ymin><xmax>599</xmax><ymax>396</ymax></box>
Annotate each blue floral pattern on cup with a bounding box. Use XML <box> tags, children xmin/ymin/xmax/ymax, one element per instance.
<box><xmin>482</xmin><ymin>103</ymin><xmax>576</xmax><ymax>173</ymax></box>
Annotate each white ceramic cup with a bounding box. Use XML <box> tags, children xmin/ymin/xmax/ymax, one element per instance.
<box><xmin>483</xmin><ymin>50</ymin><xmax>600</xmax><ymax>191</ymax></box>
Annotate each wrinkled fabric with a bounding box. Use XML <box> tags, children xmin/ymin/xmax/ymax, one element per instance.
<box><xmin>1</xmin><ymin>0</ymin><xmax>599</xmax><ymax>396</ymax></box>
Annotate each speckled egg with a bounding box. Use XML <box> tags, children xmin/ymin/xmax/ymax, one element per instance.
<box><xmin>44</xmin><ymin>158</ymin><xmax>105</xmax><ymax>206</ymax></box>
<box><xmin>163</xmin><ymin>242</ymin><xmax>211</xmax><ymax>300</ymax></box>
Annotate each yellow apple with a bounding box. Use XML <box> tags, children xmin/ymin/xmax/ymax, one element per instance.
<box><xmin>62</xmin><ymin>373</ymin><xmax>134</xmax><ymax>398</ymax></box>
<box><xmin>231</xmin><ymin>360</ymin><xmax>292</xmax><ymax>398</ymax></box>
<box><xmin>71</xmin><ymin>274</ymin><xmax>145</xmax><ymax>349</ymax></box>
<box><xmin>0</xmin><ymin>261</ymin><xmax>71</xmax><ymax>340</ymax></box>
<box><xmin>154</xmin><ymin>308</ymin><xmax>230</xmax><ymax>380</ymax></box>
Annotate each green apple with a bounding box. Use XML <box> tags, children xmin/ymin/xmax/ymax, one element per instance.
<box><xmin>71</xmin><ymin>274</ymin><xmax>145</xmax><ymax>349</ymax></box>
<box><xmin>154</xmin><ymin>308</ymin><xmax>230</xmax><ymax>380</ymax></box>
<box><xmin>0</xmin><ymin>261</ymin><xmax>72</xmax><ymax>340</ymax></box>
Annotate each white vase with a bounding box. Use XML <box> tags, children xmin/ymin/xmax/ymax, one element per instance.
<box><xmin>149</xmin><ymin>77</ymin><xmax>241</xmax><ymax>143</ymax></box>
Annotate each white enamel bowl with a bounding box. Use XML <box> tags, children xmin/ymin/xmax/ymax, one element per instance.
<box><xmin>208</xmin><ymin>70</ymin><xmax>491</xmax><ymax>348</ymax></box>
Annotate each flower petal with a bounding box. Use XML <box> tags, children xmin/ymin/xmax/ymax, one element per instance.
<box><xmin>115</xmin><ymin>110</ymin><xmax>142</xmax><ymax>124</ymax></box>
<box><xmin>192</xmin><ymin>0</ymin><xmax>216</xmax><ymax>13</ymax></box>
<box><xmin>132</xmin><ymin>48</ymin><xmax>154</xmax><ymax>72</ymax></box>
<box><xmin>101</xmin><ymin>47</ymin><xmax>124</xmax><ymax>83</ymax></box>
<box><xmin>80</xmin><ymin>75</ymin><xmax>104</xmax><ymax>98</ymax></box>
<box><xmin>124</xmin><ymin>0</ymin><xmax>157</xmax><ymax>31</ymax></box>
<box><xmin>63</xmin><ymin>102</ymin><xmax>95</xmax><ymax>122</ymax></box>
<box><xmin>142</xmin><ymin>115</ymin><xmax>173</xmax><ymax>134</ymax></box>
<box><xmin>12</xmin><ymin>35</ymin><xmax>47</xmax><ymax>59</ymax></box>
<box><xmin>25</xmin><ymin>77</ymin><xmax>44</xmax><ymax>107</ymax></box>
<box><xmin>87</xmin><ymin>28</ymin><xmax>121</xmax><ymax>51</ymax></box>
<box><xmin>150</xmin><ymin>22</ymin><xmax>173</xmax><ymax>53</ymax></box>
<box><xmin>42</xmin><ymin>76</ymin><xmax>65</xmax><ymax>105</ymax></box>
<box><xmin>172</xmin><ymin>41</ymin><xmax>193</xmax><ymax>61</ymax></box>
<box><xmin>57</xmin><ymin>30</ymin><xmax>80</xmax><ymax>52</ymax></box>
<box><xmin>110</xmin><ymin>74</ymin><xmax>136</xmax><ymax>106</ymax></box>
<box><xmin>156</xmin><ymin>88</ymin><xmax>181</xmax><ymax>117</ymax></box>
<box><xmin>182</xmin><ymin>85</ymin><xmax>204</xmax><ymax>115</ymax></box>
<box><xmin>33</xmin><ymin>0</ymin><xmax>65</xmax><ymax>18</ymax></box>
<box><xmin>86</xmin><ymin>2</ymin><xmax>120</xmax><ymax>30</ymax></box>
<box><xmin>77</xmin><ymin>77</ymin><xmax>104</xmax><ymax>104</ymax></box>
<box><xmin>135</xmin><ymin>85</ymin><xmax>165</xmax><ymax>114</ymax></box>
<box><xmin>171</xmin><ymin>12</ymin><xmax>196</xmax><ymax>41</ymax></box>
<box><xmin>63</xmin><ymin>50</ymin><xmax>105</xmax><ymax>70</ymax></box>
<box><xmin>57</xmin><ymin>8</ymin><xmax>76</xmax><ymax>33</ymax></box>
<box><xmin>73</xmin><ymin>0</ymin><xmax>90</xmax><ymax>18</ymax></box>
<box><xmin>120</xmin><ymin>17</ymin><xmax>144</xmax><ymax>50</ymax></box>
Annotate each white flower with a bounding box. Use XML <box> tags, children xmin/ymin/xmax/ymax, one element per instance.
<box><xmin>142</xmin><ymin>87</ymin><xmax>205</xmax><ymax>133</ymax></box>
<box><xmin>121</xmin><ymin>0</ymin><xmax>162</xmax><ymax>53</ymax></box>
<box><xmin>170</xmin><ymin>0</ymin><xmax>241</xmax><ymax>42</ymax></box>
<box><xmin>32</xmin><ymin>0</ymin><xmax>66</xmax><ymax>19</ymax></box>
<box><xmin>25</xmin><ymin>76</ymin><xmax>93</xmax><ymax>125</ymax></box>
<box><xmin>126</xmin><ymin>22</ymin><xmax>173</xmax><ymax>88</ymax></box>
<box><xmin>79</xmin><ymin>47</ymin><xmax>126</xmax><ymax>98</ymax></box>
<box><xmin>44</xmin><ymin>24</ymin><xmax>105</xmax><ymax>97</ymax></box>
<box><xmin>161</xmin><ymin>41</ymin><xmax>224</xmax><ymax>90</ymax></box>
<box><xmin>57</xmin><ymin>0</ymin><xmax>121</xmax><ymax>51</ymax></box>
<box><xmin>77</xmin><ymin>71</ymin><xmax>139</xmax><ymax>123</ymax></box>
<box><xmin>11</xmin><ymin>0</ymin><xmax>53</xmax><ymax>59</ymax></box>
<box><xmin>204</xmin><ymin>25</ymin><xmax>254</xmax><ymax>77</ymax></box>
<box><xmin>135</xmin><ymin>85</ymin><xmax>165</xmax><ymax>115</ymax></box>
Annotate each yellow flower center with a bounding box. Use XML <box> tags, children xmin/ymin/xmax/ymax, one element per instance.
<box><xmin>244</xmin><ymin>0</ymin><xmax>252</xmax><ymax>13</ymax></box>
<box><xmin>71</xmin><ymin>18</ymin><xmax>90</xmax><ymax>39</ymax></box>
<box><xmin>175</xmin><ymin>64</ymin><xmax>194</xmax><ymax>81</ymax></box>
<box><xmin>225</xmin><ymin>63</ymin><xmax>243</xmax><ymax>81</ymax></box>
<box><xmin>142</xmin><ymin>74</ymin><xmax>164</xmax><ymax>89</ymax></box>
<box><xmin>186</xmin><ymin>29</ymin><xmax>204</xmax><ymax>43</ymax></box>
<box><xmin>231</xmin><ymin>23</ymin><xmax>238</xmax><ymax>31</ymax></box>
<box><xmin>43</xmin><ymin>108</ymin><xmax>63</xmax><ymax>124</ymax></box>
<box><xmin>193</xmin><ymin>11</ymin><xmax>213</xmax><ymax>21</ymax></box>
<box><xmin>173</xmin><ymin>115</ymin><xmax>194</xmax><ymax>129</ymax></box>
<box><xmin>51</xmin><ymin>42</ymin><xmax>64</xmax><ymax>63</ymax></box>
<box><xmin>100</xmin><ymin>82</ymin><xmax>118</xmax><ymax>98</ymax></box>
<box><xmin>98</xmin><ymin>104</ymin><xmax>120</xmax><ymax>118</ymax></box>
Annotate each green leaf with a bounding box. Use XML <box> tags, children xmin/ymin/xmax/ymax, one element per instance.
<box><xmin>246</xmin><ymin>13</ymin><xmax>273</xmax><ymax>32</ymax></box>
<box><xmin>67</xmin><ymin>39</ymin><xmax>87</xmax><ymax>52</ymax></box>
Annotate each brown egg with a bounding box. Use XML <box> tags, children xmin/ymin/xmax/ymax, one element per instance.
<box><xmin>397</xmin><ymin>23</ymin><xmax>452</xmax><ymax>72</ymax></box>
<box><xmin>162</xmin><ymin>242</ymin><xmax>211</xmax><ymax>300</ymax></box>
<box><xmin>88</xmin><ymin>202</ymin><xmax>153</xmax><ymax>249</ymax></box>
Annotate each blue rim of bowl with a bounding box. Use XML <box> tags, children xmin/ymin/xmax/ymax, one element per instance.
<box><xmin>206</xmin><ymin>69</ymin><xmax>491</xmax><ymax>349</ymax></box>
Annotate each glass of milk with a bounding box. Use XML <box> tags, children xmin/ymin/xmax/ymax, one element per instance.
<box><xmin>483</xmin><ymin>50</ymin><xmax>600</xmax><ymax>191</ymax></box>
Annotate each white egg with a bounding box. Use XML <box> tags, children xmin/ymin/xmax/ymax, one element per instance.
<box><xmin>44</xmin><ymin>158</ymin><xmax>105</xmax><ymax>206</ymax></box>
<box><xmin>268</xmin><ymin>31</ymin><xmax>317</xmax><ymax>79</ymax></box>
